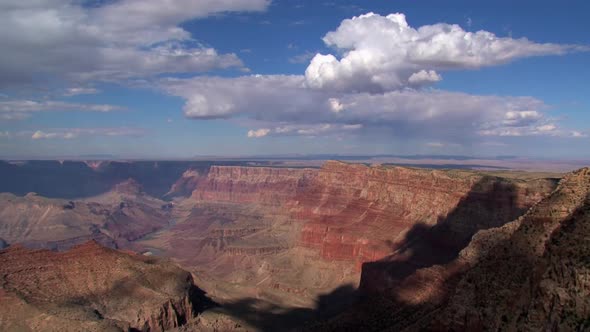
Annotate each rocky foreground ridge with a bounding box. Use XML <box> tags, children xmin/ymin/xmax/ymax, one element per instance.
<box><xmin>308</xmin><ymin>167</ymin><xmax>590</xmax><ymax>331</ymax></box>
<box><xmin>0</xmin><ymin>241</ymin><xmax>211</xmax><ymax>332</ymax></box>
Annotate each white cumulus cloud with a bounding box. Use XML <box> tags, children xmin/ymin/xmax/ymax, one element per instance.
<box><xmin>304</xmin><ymin>12</ymin><xmax>585</xmax><ymax>93</ymax></box>
<box><xmin>156</xmin><ymin>12</ymin><xmax>587</xmax><ymax>145</ymax></box>
<box><xmin>0</xmin><ymin>0</ymin><xmax>270</xmax><ymax>87</ymax></box>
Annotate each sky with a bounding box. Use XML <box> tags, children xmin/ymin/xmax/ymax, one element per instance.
<box><xmin>0</xmin><ymin>0</ymin><xmax>589</xmax><ymax>159</ymax></box>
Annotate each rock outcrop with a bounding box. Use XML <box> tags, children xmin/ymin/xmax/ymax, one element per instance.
<box><xmin>166</xmin><ymin>169</ymin><xmax>204</xmax><ymax>198</ymax></box>
<box><xmin>0</xmin><ymin>241</ymin><xmax>211</xmax><ymax>331</ymax></box>
<box><xmin>427</xmin><ymin>167</ymin><xmax>590</xmax><ymax>331</ymax></box>
<box><xmin>192</xmin><ymin>166</ymin><xmax>317</xmax><ymax>206</ymax></box>
<box><xmin>308</xmin><ymin>167</ymin><xmax>589</xmax><ymax>332</ymax></box>
<box><xmin>0</xmin><ymin>181</ymin><xmax>172</xmax><ymax>250</ymax></box>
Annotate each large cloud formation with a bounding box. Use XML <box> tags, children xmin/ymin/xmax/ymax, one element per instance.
<box><xmin>161</xmin><ymin>74</ymin><xmax>581</xmax><ymax>141</ymax></box>
<box><xmin>304</xmin><ymin>13</ymin><xmax>584</xmax><ymax>93</ymax></box>
<box><xmin>159</xmin><ymin>12</ymin><xmax>587</xmax><ymax>143</ymax></box>
<box><xmin>0</xmin><ymin>0</ymin><xmax>269</xmax><ymax>87</ymax></box>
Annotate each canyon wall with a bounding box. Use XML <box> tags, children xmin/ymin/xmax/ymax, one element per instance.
<box><xmin>0</xmin><ymin>241</ymin><xmax>211</xmax><ymax>331</ymax></box>
<box><xmin>190</xmin><ymin>161</ymin><xmax>556</xmax><ymax>271</ymax></box>
<box><xmin>310</xmin><ymin>167</ymin><xmax>589</xmax><ymax>332</ymax></box>
<box><xmin>159</xmin><ymin>160</ymin><xmax>559</xmax><ymax>314</ymax></box>
<box><xmin>427</xmin><ymin>167</ymin><xmax>590</xmax><ymax>331</ymax></box>
<box><xmin>0</xmin><ymin>180</ymin><xmax>172</xmax><ymax>250</ymax></box>
<box><xmin>192</xmin><ymin>165</ymin><xmax>317</xmax><ymax>205</ymax></box>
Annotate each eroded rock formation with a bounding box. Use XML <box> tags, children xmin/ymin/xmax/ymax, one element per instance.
<box><xmin>192</xmin><ymin>165</ymin><xmax>317</xmax><ymax>205</ymax></box>
<box><xmin>0</xmin><ymin>179</ymin><xmax>171</xmax><ymax>250</ymax></box>
<box><xmin>3</xmin><ymin>159</ymin><xmax>581</xmax><ymax>331</ymax></box>
<box><xmin>308</xmin><ymin>167</ymin><xmax>589</xmax><ymax>331</ymax></box>
<box><xmin>427</xmin><ymin>167</ymin><xmax>590</xmax><ymax>331</ymax></box>
<box><xmin>0</xmin><ymin>241</ymin><xmax>211</xmax><ymax>331</ymax></box>
<box><xmin>140</xmin><ymin>161</ymin><xmax>557</xmax><ymax>318</ymax></box>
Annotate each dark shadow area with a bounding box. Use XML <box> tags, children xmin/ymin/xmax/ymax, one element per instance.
<box><xmin>210</xmin><ymin>284</ymin><xmax>358</xmax><ymax>332</ymax></box>
<box><xmin>360</xmin><ymin>177</ymin><xmax>532</xmax><ymax>284</ymax></box>
<box><xmin>301</xmin><ymin>176</ymin><xmax>554</xmax><ymax>331</ymax></box>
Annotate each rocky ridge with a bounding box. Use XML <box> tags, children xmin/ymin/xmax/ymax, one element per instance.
<box><xmin>308</xmin><ymin>167</ymin><xmax>589</xmax><ymax>331</ymax></box>
<box><xmin>0</xmin><ymin>241</ymin><xmax>211</xmax><ymax>331</ymax></box>
<box><xmin>427</xmin><ymin>167</ymin><xmax>590</xmax><ymax>331</ymax></box>
<box><xmin>0</xmin><ymin>179</ymin><xmax>172</xmax><ymax>250</ymax></box>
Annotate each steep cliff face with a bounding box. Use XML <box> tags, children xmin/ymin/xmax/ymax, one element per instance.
<box><xmin>428</xmin><ymin>167</ymin><xmax>590</xmax><ymax>331</ymax></box>
<box><xmin>292</xmin><ymin>161</ymin><xmax>556</xmax><ymax>269</ymax></box>
<box><xmin>0</xmin><ymin>241</ymin><xmax>211</xmax><ymax>332</ymax></box>
<box><xmin>192</xmin><ymin>166</ymin><xmax>317</xmax><ymax>205</ymax></box>
<box><xmin>185</xmin><ymin>161</ymin><xmax>557</xmax><ymax>274</ymax></box>
<box><xmin>308</xmin><ymin>167</ymin><xmax>588</xmax><ymax>332</ymax></box>
<box><xmin>190</xmin><ymin>162</ymin><xmax>555</xmax><ymax>269</ymax></box>
<box><xmin>165</xmin><ymin>161</ymin><xmax>558</xmax><ymax>315</ymax></box>
<box><xmin>166</xmin><ymin>169</ymin><xmax>204</xmax><ymax>198</ymax></box>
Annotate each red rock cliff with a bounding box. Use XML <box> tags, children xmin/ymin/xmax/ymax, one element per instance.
<box><xmin>292</xmin><ymin>161</ymin><xmax>555</xmax><ymax>269</ymax></box>
<box><xmin>192</xmin><ymin>166</ymin><xmax>317</xmax><ymax>205</ymax></box>
<box><xmin>190</xmin><ymin>161</ymin><xmax>556</xmax><ymax>272</ymax></box>
<box><xmin>0</xmin><ymin>241</ymin><xmax>211</xmax><ymax>331</ymax></box>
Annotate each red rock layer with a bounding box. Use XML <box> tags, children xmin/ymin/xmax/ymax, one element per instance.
<box><xmin>192</xmin><ymin>166</ymin><xmax>317</xmax><ymax>205</ymax></box>
<box><xmin>309</xmin><ymin>168</ymin><xmax>588</xmax><ymax>332</ymax></box>
<box><xmin>190</xmin><ymin>161</ymin><xmax>556</xmax><ymax>273</ymax></box>
<box><xmin>0</xmin><ymin>241</ymin><xmax>210</xmax><ymax>331</ymax></box>
<box><xmin>291</xmin><ymin>161</ymin><xmax>555</xmax><ymax>270</ymax></box>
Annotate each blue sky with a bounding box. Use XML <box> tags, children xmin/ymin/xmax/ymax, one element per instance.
<box><xmin>0</xmin><ymin>0</ymin><xmax>589</xmax><ymax>159</ymax></box>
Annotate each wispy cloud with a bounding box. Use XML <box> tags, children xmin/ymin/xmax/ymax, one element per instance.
<box><xmin>63</xmin><ymin>87</ymin><xmax>100</xmax><ymax>97</ymax></box>
<box><xmin>289</xmin><ymin>51</ymin><xmax>316</xmax><ymax>64</ymax></box>
<box><xmin>0</xmin><ymin>99</ymin><xmax>125</xmax><ymax>120</ymax></box>
<box><xmin>28</xmin><ymin>127</ymin><xmax>146</xmax><ymax>140</ymax></box>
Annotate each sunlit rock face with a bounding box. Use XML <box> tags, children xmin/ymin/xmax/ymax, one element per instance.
<box><xmin>0</xmin><ymin>241</ymin><xmax>211</xmax><ymax>332</ymax></box>
<box><xmin>192</xmin><ymin>165</ymin><xmax>317</xmax><ymax>205</ymax></box>
<box><xmin>166</xmin><ymin>161</ymin><xmax>556</xmax><ymax>312</ymax></box>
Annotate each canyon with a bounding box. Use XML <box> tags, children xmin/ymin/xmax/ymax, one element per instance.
<box><xmin>0</xmin><ymin>241</ymin><xmax>212</xmax><ymax>331</ymax></box>
<box><xmin>1</xmin><ymin>159</ymin><xmax>589</xmax><ymax>331</ymax></box>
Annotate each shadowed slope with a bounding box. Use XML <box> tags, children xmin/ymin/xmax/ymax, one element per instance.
<box><xmin>306</xmin><ymin>167</ymin><xmax>589</xmax><ymax>331</ymax></box>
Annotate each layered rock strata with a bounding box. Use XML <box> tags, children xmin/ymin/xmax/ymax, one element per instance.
<box><xmin>0</xmin><ymin>241</ymin><xmax>211</xmax><ymax>331</ymax></box>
